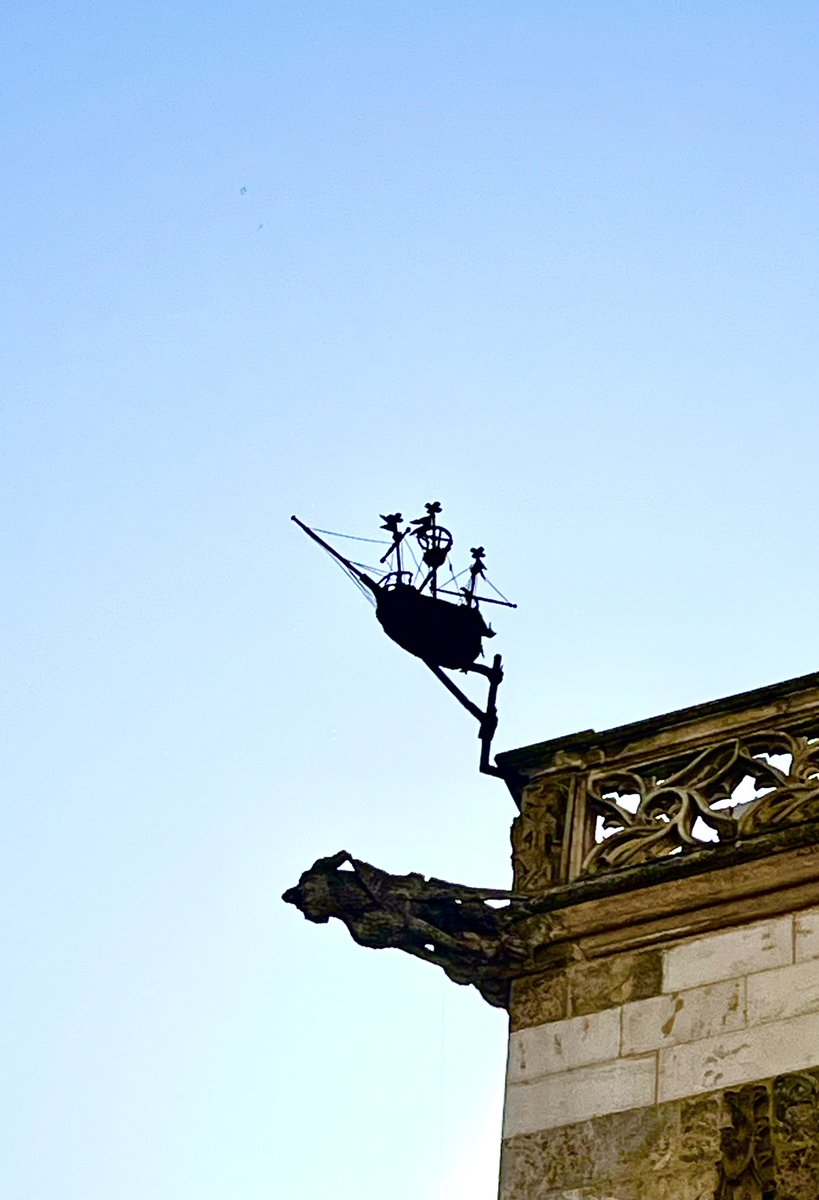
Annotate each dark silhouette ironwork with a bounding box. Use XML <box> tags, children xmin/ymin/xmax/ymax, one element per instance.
<box><xmin>291</xmin><ymin>502</ymin><xmax>515</xmax><ymax>775</ymax></box>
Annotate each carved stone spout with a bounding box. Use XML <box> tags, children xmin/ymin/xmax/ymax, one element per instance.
<box><xmin>283</xmin><ymin>851</ymin><xmax>547</xmax><ymax>1007</ymax></box>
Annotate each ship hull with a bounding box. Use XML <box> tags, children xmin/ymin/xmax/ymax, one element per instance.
<box><xmin>375</xmin><ymin>585</ymin><xmax>490</xmax><ymax>670</ymax></box>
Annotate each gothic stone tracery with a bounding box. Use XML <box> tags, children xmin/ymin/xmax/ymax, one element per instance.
<box><xmin>582</xmin><ymin>730</ymin><xmax>819</xmax><ymax>875</ymax></box>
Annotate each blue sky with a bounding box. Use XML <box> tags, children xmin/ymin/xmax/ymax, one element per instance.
<box><xmin>2</xmin><ymin>4</ymin><xmax>818</xmax><ymax>1198</ymax></box>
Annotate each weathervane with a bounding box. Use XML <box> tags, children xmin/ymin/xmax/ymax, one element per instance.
<box><xmin>291</xmin><ymin>501</ymin><xmax>516</xmax><ymax>775</ymax></box>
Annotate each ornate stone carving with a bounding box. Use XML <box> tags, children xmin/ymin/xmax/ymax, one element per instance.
<box><xmin>714</xmin><ymin>1084</ymin><xmax>775</xmax><ymax>1200</ymax></box>
<box><xmin>772</xmin><ymin>1070</ymin><xmax>819</xmax><ymax>1197</ymax></box>
<box><xmin>740</xmin><ymin>735</ymin><xmax>819</xmax><ymax>833</ymax></box>
<box><xmin>511</xmin><ymin>778</ymin><xmax>569</xmax><ymax>893</ymax></box>
<box><xmin>773</xmin><ymin>1070</ymin><xmax>819</xmax><ymax>1117</ymax></box>
<box><xmin>581</xmin><ymin>730</ymin><xmax>819</xmax><ymax>874</ymax></box>
<box><xmin>283</xmin><ymin>851</ymin><xmax>547</xmax><ymax>1008</ymax></box>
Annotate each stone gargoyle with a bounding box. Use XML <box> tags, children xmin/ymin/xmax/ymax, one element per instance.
<box><xmin>283</xmin><ymin>851</ymin><xmax>551</xmax><ymax>1007</ymax></box>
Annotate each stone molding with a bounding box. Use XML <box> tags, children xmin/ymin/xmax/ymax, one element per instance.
<box><xmin>508</xmin><ymin>839</ymin><xmax>819</xmax><ymax>979</ymax></box>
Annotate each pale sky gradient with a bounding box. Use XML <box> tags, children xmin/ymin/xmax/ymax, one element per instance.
<box><xmin>2</xmin><ymin>4</ymin><xmax>818</xmax><ymax>1198</ymax></box>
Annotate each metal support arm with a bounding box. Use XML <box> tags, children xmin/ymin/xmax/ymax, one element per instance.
<box><xmin>423</xmin><ymin>654</ymin><xmax>504</xmax><ymax>777</ymax></box>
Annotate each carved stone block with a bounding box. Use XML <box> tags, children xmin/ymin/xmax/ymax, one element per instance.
<box><xmin>511</xmin><ymin>778</ymin><xmax>570</xmax><ymax>893</ymax></box>
<box><xmin>714</xmin><ymin>1084</ymin><xmax>775</xmax><ymax>1199</ymax></box>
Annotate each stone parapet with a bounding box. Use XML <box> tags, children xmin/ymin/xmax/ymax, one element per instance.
<box><xmin>498</xmin><ymin>668</ymin><xmax>819</xmax><ymax>889</ymax></box>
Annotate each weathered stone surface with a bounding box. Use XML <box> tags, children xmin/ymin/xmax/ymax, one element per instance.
<box><xmin>499</xmin><ymin>1120</ymin><xmax>597</xmax><ymax>1196</ymax></box>
<box><xmin>500</xmin><ymin>1095</ymin><xmax>719</xmax><ymax>1200</ymax></box>
<box><xmin>512</xmin><ymin>777</ymin><xmax>570</xmax><ymax>895</ymax></box>
<box><xmin>503</xmin><ymin>1055</ymin><xmax>656</xmax><ymax>1138</ymax></box>
<box><xmin>500</xmin><ymin>1070</ymin><xmax>819</xmax><ymax>1199</ymax></box>
<box><xmin>568</xmin><ymin>950</ymin><xmax>662</xmax><ymax>1019</ymax></box>
<box><xmin>747</xmin><ymin>956</ymin><xmax>819</xmax><ymax>1025</ymax></box>
<box><xmin>497</xmin><ymin>1065</ymin><xmax>819</xmax><ymax>1195</ymax></box>
<box><xmin>678</xmin><ymin>1092</ymin><xmax>722</xmax><ymax>1165</ymax></box>
<box><xmin>773</xmin><ymin>1068</ymin><xmax>819</xmax><ymax>1198</ymax></box>
<box><xmin>508</xmin><ymin>1008</ymin><xmax>621</xmax><ymax>1083</ymax></box>
<box><xmin>512</xmin><ymin>840</ymin><xmax>819</xmax><ymax>970</ymax></box>
<box><xmin>532</xmin><ymin>1192</ymin><xmax>628</xmax><ymax>1199</ymax></box>
<box><xmin>659</xmin><ymin>1009</ymin><xmax>819</xmax><ymax>1103</ymax></box>
<box><xmin>502</xmin><ymin>928</ymin><xmax>819</xmax><ymax>1193</ymax></box>
<box><xmin>510</xmin><ymin>970</ymin><xmax>570</xmax><ymax>1032</ymax></box>
<box><xmin>794</xmin><ymin>907</ymin><xmax>819</xmax><ymax>962</ymax></box>
<box><xmin>622</xmin><ymin>978</ymin><xmax>744</xmax><ymax>1055</ymax></box>
<box><xmin>663</xmin><ymin>915</ymin><xmax>793</xmax><ymax>992</ymax></box>
<box><xmin>509</xmin><ymin>950</ymin><xmax>663</xmax><ymax>1032</ymax></box>
<box><xmin>714</xmin><ymin>1083</ymin><xmax>775</xmax><ymax>1199</ymax></box>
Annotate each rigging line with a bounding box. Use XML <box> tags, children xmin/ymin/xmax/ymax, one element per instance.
<box><xmin>328</xmin><ymin>555</ymin><xmax>361</xmax><ymax>587</ymax></box>
<box><xmin>352</xmin><ymin>581</ymin><xmax>376</xmax><ymax>607</ymax></box>
<box><xmin>485</xmin><ymin>576</ymin><xmax>514</xmax><ymax>604</ymax></box>
<box><xmin>404</xmin><ymin>536</ymin><xmax>423</xmax><ymax>586</ymax></box>
<box><xmin>329</xmin><ymin>555</ymin><xmax>375</xmax><ymax>606</ymax></box>
<box><xmin>295</xmin><ymin>520</ymin><xmax>377</xmax><ymax>588</ymax></box>
<box><xmin>314</xmin><ymin>528</ymin><xmax>390</xmax><ymax>545</ymax></box>
<box><xmin>311</xmin><ymin>537</ymin><xmax>374</xmax><ymax>582</ymax></box>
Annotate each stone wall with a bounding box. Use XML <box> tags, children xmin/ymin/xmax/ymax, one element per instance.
<box><xmin>495</xmin><ymin>671</ymin><xmax>819</xmax><ymax>1199</ymax></box>
<box><xmin>500</xmin><ymin>908</ymin><xmax>819</xmax><ymax>1198</ymax></box>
